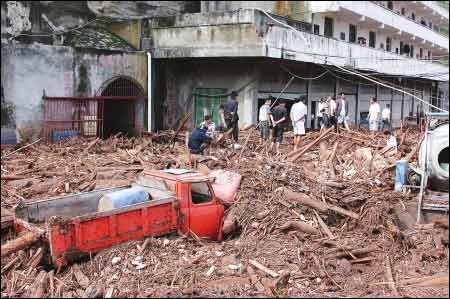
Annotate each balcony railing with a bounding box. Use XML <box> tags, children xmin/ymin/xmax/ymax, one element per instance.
<box><xmin>371</xmin><ymin>1</ymin><xmax>447</xmax><ymax>37</ymax></box>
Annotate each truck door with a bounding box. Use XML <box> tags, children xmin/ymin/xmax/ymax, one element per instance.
<box><xmin>188</xmin><ymin>182</ymin><xmax>223</xmax><ymax>240</ymax></box>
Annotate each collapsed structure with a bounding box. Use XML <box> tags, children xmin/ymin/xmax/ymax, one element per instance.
<box><xmin>1</xmin><ymin>1</ymin><xmax>449</xmax><ymax>144</ymax></box>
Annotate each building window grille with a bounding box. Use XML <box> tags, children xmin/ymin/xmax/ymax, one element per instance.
<box><xmin>420</xmin><ymin>48</ymin><xmax>423</xmax><ymax>59</ymax></box>
<box><xmin>369</xmin><ymin>31</ymin><xmax>376</xmax><ymax>48</ymax></box>
<box><xmin>313</xmin><ymin>24</ymin><xmax>320</xmax><ymax>35</ymax></box>
<box><xmin>401</xmin><ymin>7</ymin><xmax>406</xmax><ymax>15</ymax></box>
<box><xmin>386</xmin><ymin>37</ymin><xmax>392</xmax><ymax>52</ymax></box>
<box><xmin>349</xmin><ymin>24</ymin><xmax>357</xmax><ymax>43</ymax></box>
<box><xmin>340</xmin><ymin>32</ymin><xmax>346</xmax><ymax>40</ymax></box>
<box><xmin>387</xmin><ymin>1</ymin><xmax>393</xmax><ymax>10</ymax></box>
<box><xmin>324</xmin><ymin>17</ymin><xmax>334</xmax><ymax>38</ymax></box>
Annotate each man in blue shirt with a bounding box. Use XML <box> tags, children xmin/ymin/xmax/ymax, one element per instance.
<box><xmin>223</xmin><ymin>91</ymin><xmax>239</xmax><ymax>144</ymax></box>
<box><xmin>188</xmin><ymin>125</ymin><xmax>212</xmax><ymax>154</ymax></box>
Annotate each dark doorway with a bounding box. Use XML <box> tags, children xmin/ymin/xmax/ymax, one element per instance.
<box><xmin>324</xmin><ymin>17</ymin><xmax>334</xmax><ymax>38</ymax></box>
<box><xmin>349</xmin><ymin>24</ymin><xmax>357</xmax><ymax>43</ymax></box>
<box><xmin>100</xmin><ymin>77</ymin><xmax>145</xmax><ymax>138</ymax></box>
<box><xmin>369</xmin><ymin>31</ymin><xmax>376</xmax><ymax>48</ymax></box>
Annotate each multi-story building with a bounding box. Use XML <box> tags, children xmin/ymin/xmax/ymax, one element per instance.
<box><xmin>149</xmin><ymin>1</ymin><xmax>449</xmax><ymax>130</ymax></box>
<box><xmin>1</xmin><ymin>1</ymin><xmax>449</xmax><ymax>143</ymax></box>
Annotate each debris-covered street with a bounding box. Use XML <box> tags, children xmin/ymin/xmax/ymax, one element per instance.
<box><xmin>1</xmin><ymin>126</ymin><xmax>448</xmax><ymax>298</ymax></box>
<box><xmin>1</xmin><ymin>1</ymin><xmax>449</xmax><ymax>298</ymax></box>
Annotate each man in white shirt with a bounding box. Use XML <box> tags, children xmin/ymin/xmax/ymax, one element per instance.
<box><xmin>381</xmin><ymin>104</ymin><xmax>391</xmax><ymax>131</ymax></box>
<box><xmin>327</xmin><ymin>96</ymin><xmax>337</xmax><ymax>132</ymax></box>
<box><xmin>200</xmin><ymin>115</ymin><xmax>216</xmax><ymax>139</ymax></box>
<box><xmin>317</xmin><ymin>98</ymin><xmax>328</xmax><ymax>132</ymax></box>
<box><xmin>368</xmin><ymin>97</ymin><xmax>381</xmax><ymax>135</ymax></box>
<box><xmin>258</xmin><ymin>98</ymin><xmax>272</xmax><ymax>144</ymax></box>
<box><xmin>290</xmin><ymin>96</ymin><xmax>307</xmax><ymax>151</ymax></box>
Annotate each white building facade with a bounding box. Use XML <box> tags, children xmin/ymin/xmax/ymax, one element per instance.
<box><xmin>148</xmin><ymin>1</ymin><xmax>449</xmax><ymax>130</ymax></box>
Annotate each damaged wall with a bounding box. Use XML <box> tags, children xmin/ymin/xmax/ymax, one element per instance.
<box><xmin>1</xmin><ymin>41</ymin><xmax>146</xmax><ymax>143</ymax></box>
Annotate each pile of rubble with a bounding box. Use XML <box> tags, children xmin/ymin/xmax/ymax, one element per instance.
<box><xmin>1</xmin><ymin>126</ymin><xmax>448</xmax><ymax>298</ymax></box>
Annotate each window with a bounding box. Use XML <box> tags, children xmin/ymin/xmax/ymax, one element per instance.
<box><xmin>387</xmin><ymin>1</ymin><xmax>393</xmax><ymax>10</ymax></box>
<box><xmin>411</xmin><ymin>13</ymin><xmax>415</xmax><ymax>21</ymax></box>
<box><xmin>401</xmin><ymin>7</ymin><xmax>406</xmax><ymax>15</ymax></box>
<box><xmin>313</xmin><ymin>24</ymin><xmax>320</xmax><ymax>35</ymax></box>
<box><xmin>369</xmin><ymin>31</ymin><xmax>376</xmax><ymax>48</ymax></box>
<box><xmin>380</xmin><ymin>43</ymin><xmax>385</xmax><ymax>50</ymax></box>
<box><xmin>349</xmin><ymin>24</ymin><xmax>357</xmax><ymax>43</ymax></box>
<box><xmin>410</xmin><ymin>45</ymin><xmax>414</xmax><ymax>57</ymax></box>
<box><xmin>395</xmin><ymin>47</ymin><xmax>399</xmax><ymax>54</ymax></box>
<box><xmin>386</xmin><ymin>37</ymin><xmax>392</xmax><ymax>52</ymax></box>
<box><xmin>400</xmin><ymin>41</ymin><xmax>404</xmax><ymax>54</ymax></box>
<box><xmin>427</xmin><ymin>50</ymin><xmax>431</xmax><ymax>60</ymax></box>
<box><xmin>419</xmin><ymin>48</ymin><xmax>423</xmax><ymax>59</ymax></box>
<box><xmin>191</xmin><ymin>182</ymin><xmax>213</xmax><ymax>204</ymax></box>
<box><xmin>324</xmin><ymin>17</ymin><xmax>334</xmax><ymax>38</ymax></box>
<box><xmin>340</xmin><ymin>32</ymin><xmax>346</xmax><ymax>40</ymax></box>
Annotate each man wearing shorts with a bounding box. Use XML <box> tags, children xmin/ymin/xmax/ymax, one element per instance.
<box><xmin>368</xmin><ymin>97</ymin><xmax>381</xmax><ymax>135</ymax></box>
<box><xmin>290</xmin><ymin>96</ymin><xmax>307</xmax><ymax>151</ymax></box>
<box><xmin>269</xmin><ymin>101</ymin><xmax>287</xmax><ymax>155</ymax></box>
<box><xmin>258</xmin><ymin>98</ymin><xmax>272</xmax><ymax>144</ymax></box>
<box><xmin>336</xmin><ymin>93</ymin><xmax>350</xmax><ymax>132</ymax></box>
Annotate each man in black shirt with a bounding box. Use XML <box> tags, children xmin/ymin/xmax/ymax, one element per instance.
<box><xmin>223</xmin><ymin>91</ymin><xmax>239</xmax><ymax>144</ymax></box>
<box><xmin>269</xmin><ymin>101</ymin><xmax>287</xmax><ymax>155</ymax></box>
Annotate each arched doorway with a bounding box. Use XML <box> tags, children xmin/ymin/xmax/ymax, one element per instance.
<box><xmin>99</xmin><ymin>76</ymin><xmax>146</xmax><ymax>137</ymax></box>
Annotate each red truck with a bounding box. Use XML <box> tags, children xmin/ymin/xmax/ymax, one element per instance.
<box><xmin>12</xmin><ymin>169</ymin><xmax>236</xmax><ymax>267</ymax></box>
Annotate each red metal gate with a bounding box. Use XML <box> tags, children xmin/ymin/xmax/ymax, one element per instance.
<box><xmin>43</xmin><ymin>77</ymin><xmax>146</xmax><ymax>142</ymax></box>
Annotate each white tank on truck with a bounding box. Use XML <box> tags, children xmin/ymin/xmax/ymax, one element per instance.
<box><xmin>419</xmin><ymin>121</ymin><xmax>449</xmax><ymax>191</ymax></box>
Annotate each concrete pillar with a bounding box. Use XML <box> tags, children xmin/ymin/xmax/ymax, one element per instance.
<box><xmin>239</xmin><ymin>77</ymin><xmax>258</xmax><ymax>127</ymax></box>
<box><xmin>307</xmin><ymin>79</ymin><xmax>312</xmax><ymax>129</ymax></box>
<box><xmin>356</xmin><ymin>81</ymin><xmax>360</xmax><ymax>125</ymax></box>
<box><xmin>401</xmin><ymin>81</ymin><xmax>405</xmax><ymax>120</ymax></box>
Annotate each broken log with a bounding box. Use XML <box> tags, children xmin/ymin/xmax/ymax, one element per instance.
<box><xmin>0</xmin><ymin>175</ymin><xmax>28</xmax><ymax>181</ymax></box>
<box><xmin>334</xmin><ymin>246</ymin><xmax>378</xmax><ymax>259</ymax></box>
<box><xmin>2</xmin><ymin>138</ymin><xmax>42</xmax><ymax>160</ymax></box>
<box><xmin>279</xmin><ymin>221</ymin><xmax>319</xmax><ymax>235</ymax></box>
<box><xmin>85</xmin><ymin>137</ymin><xmax>100</xmax><ymax>152</ymax></box>
<box><xmin>1</xmin><ymin>231</ymin><xmax>42</xmax><ymax>258</ymax></box>
<box><xmin>314</xmin><ymin>211</ymin><xmax>334</xmax><ymax>239</ymax></box>
<box><xmin>249</xmin><ymin>259</ymin><xmax>280</xmax><ymax>278</ymax></box>
<box><xmin>1</xmin><ymin>255</ymin><xmax>20</xmax><ymax>274</ymax></box>
<box><xmin>399</xmin><ymin>273</ymin><xmax>449</xmax><ymax>287</ymax></box>
<box><xmin>283</xmin><ymin>189</ymin><xmax>328</xmax><ymax>213</ymax></box>
<box><xmin>171</xmin><ymin>112</ymin><xmax>193</xmax><ymax>145</ymax></box>
<box><xmin>247</xmin><ymin>266</ymin><xmax>266</xmax><ymax>293</ymax></box>
<box><xmin>29</xmin><ymin>270</ymin><xmax>49</xmax><ymax>298</ymax></box>
<box><xmin>288</xmin><ymin>127</ymin><xmax>334</xmax><ymax>161</ymax></box>
<box><xmin>283</xmin><ymin>188</ymin><xmax>359</xmax><ymax>219</ymax></box>
<box><xmin>385</xmin><ymin>256</ymin><xmax>400</xmax><ymax>297</ymax></box>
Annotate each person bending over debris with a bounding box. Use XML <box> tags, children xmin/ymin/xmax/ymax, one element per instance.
<box><xmin>270</xmin><ymin>100</ymin><xmax>288</xmax><ymax>155</ymax></box>
<box><xmin>380</xmin><ymin>130</ymin><xmax>398</xmax><ymax>157</ymax></box>
<box><xmin>258</xmin><ymin>97</ymin><xmax>272</xmax><ymax>144</ymax></box>
<box><xmin>188</xmin><ymin>125</ymin><xmax>212</xmax><ymax>155</ymax></box>
<box><xmin>224</xmin><ymin>91</ymin><xmax>240</xmax><ymax>145</ymax></box>
<box><xmin>290</xmin><ymin>96</ymin><xmax>307</xmax><ymax>151</ymax></box>
<box><xmin>368</xmin><ymin>97</ymin><xmax>381</xmax><ymax>135</ymax></box>
<box><xmin>200</xmin><ymin>115</ymin><xmax>217</xmax><ymax>139</ymax></box>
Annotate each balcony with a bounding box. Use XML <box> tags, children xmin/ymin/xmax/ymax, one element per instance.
<box><xmin>151</xmin><ymin>9</ymin><xmax>449</xmax><ymax>81</ymax></box>
<box><xmin>311</xmin><ymin>1</ymin><xmax>449</xmax><ymax>51</ymax></box>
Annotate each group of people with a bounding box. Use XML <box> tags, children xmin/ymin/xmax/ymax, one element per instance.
<box><xmin>188</xmin><ymin>91</ymin><xmax>395</xmax><ymax>156</ymax></box>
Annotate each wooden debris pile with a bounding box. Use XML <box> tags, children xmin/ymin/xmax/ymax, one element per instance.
<box><xmin>1</xmin><ymin>126</ymin><xmax>448</xmax><ymax>298</ymax></box>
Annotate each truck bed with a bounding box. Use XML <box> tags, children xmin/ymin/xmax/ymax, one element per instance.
<box><xmin>15</xmin><ymin>186</ymin><xmax>175</xmax><ymax>225</ymax></box>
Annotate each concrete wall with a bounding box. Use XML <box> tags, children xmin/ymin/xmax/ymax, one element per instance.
<box><xmin>151</xmin><ymin>9</ymin><xmax>449</xmax><ymax>81</ymax></box>
<box><xmin>1</xmin><ymin>41</ymin><xmax>147</xmax><ymax>142</ymax></box>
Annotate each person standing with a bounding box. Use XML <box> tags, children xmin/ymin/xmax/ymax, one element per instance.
<box><xmin>218</xmin><ymin>103</ymin><xmax>226</xmax><ymax>132</ymax></box>
<box><xmin>328</xmin><ymin>96</ymin><xmax>337</xmax><ymax>131</ymax></box>
<box><xmin>269</xmin><ymin>101</ymin><xmax>288</xmax><ymax>155</ymax></box>
<box><xmin>317</xmin><ymin>98</ymin><xmax>328</xmax><ymax>132</ymax></box>
<box><xmin>290</xmin><ymin>96</ymin><xmax>307</xmax><ymax>151</ymax></box>
<box><xmin>381</xmin><ymin>104</ymin><xmax>392</xmax><ymax>132</ymax></box>
<box><xmin>336</xmin><ymin>93</ymin><xmax>350</xmax><ymax>131</ymax></box>
<box><xmin>223</xmin><ymin>91</ymin><xmax>240</xmax><ymax>144</ymax></box>
<box><xmin>368</xmin><ymin>97</ymin><xmax>381</xmax><ymax>135</ymax></box>
<box><xmin>258</xmin><ymin>98</ymin><xmax>272</xmax><ymax>144</ymax></box>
